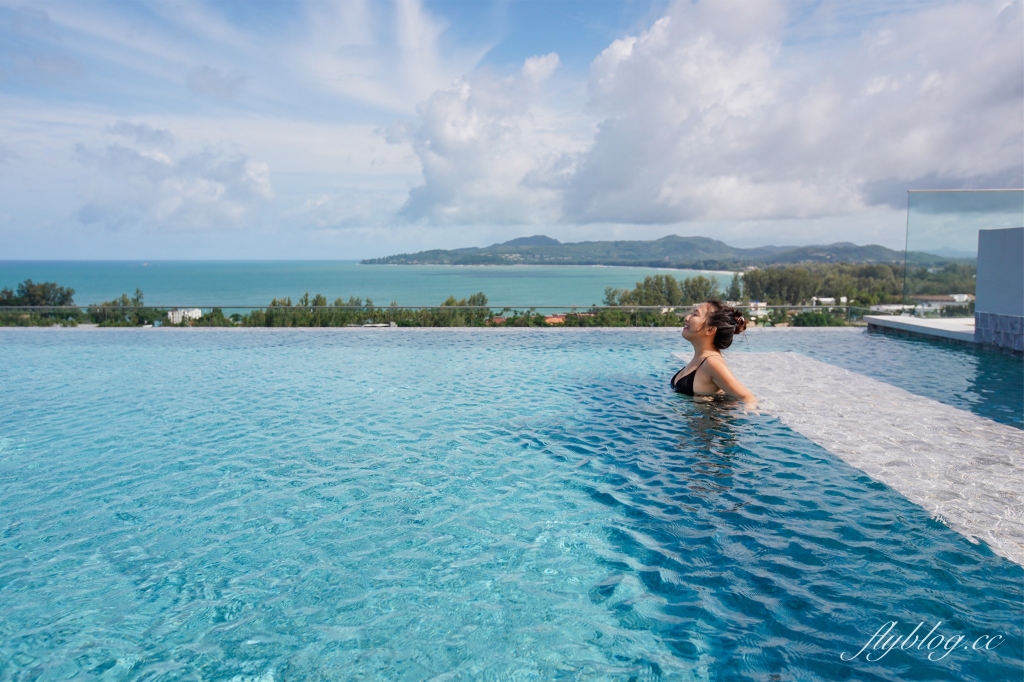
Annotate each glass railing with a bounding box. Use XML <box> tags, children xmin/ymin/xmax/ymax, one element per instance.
<box><xmin>903</xmin><ymin>189</ymin><xmax>1023</xmax><ymax>316</ymax></box>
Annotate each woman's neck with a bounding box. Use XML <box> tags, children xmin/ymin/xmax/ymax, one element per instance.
<box><xmin>687</xmin><ymin>338</ymin><xmax>719</xmax><ymax>358</ymax></box>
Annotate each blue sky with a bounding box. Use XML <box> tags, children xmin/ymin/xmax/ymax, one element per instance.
<box><xmin>0</xmin><ymin>0</ymin><xmax>1021</xmax><ymax>259</ymax></box>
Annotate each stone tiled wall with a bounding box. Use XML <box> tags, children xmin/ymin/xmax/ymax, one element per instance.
<box><xmin>975</xmin><ymin>312</ymin><xmax>1024</xmax><ymax>352</ymax></box>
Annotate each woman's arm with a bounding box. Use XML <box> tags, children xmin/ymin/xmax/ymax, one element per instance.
<box><xmin>705</xmin><ymin>356</ymin><xmax>757</xmax><ymax>408</ymax></box>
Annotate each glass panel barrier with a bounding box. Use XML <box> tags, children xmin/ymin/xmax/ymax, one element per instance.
<box><xmin>904</xmin><ymin>189</ymin><xmax>1024</xmax><ymax>317</ymax></box>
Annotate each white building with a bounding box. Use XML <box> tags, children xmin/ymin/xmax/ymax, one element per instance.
<box><xmin>911</xmin><ymin>294</ymin><xmax>974</xmax><ymax>314</ymax></box>
<box><xmin>747</xmin><ymin>301</ymin><xmax>768</xmax><ymax>318</ymax></box>
<box><xmin>870</xmin><ymin>304</ymin><xmax>915</xmax><ymax>313</ymax></box>
<box><xmin>168</xmin><ymin>308</ymin><xmax>203</xmax><ymax>325</ymax></box>
<box><xmin>811</xmin><ymin>296</ymin><xmax>848</xmax><ymax>306</ymax></box>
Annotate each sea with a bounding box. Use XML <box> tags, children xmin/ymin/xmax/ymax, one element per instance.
<box><xmin>0</xmin><ymin>261</ymin><xmax>734</xmax><ymax>309</ymax></box>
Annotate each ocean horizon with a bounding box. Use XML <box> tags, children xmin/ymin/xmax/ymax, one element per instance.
<box><xmin>0</xmin><ymin>261</ymin><xmax>736</xmax><ymax>309</ymax></box>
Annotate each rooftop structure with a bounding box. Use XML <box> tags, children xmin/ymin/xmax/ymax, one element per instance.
<box><xmin>975</xmin><ymin>227</ymin><xmax>1023</xmax><ymax>352</ymax></box>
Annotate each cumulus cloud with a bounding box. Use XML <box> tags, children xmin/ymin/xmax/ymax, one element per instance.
<box><xmin>394</xmin><ymin>0</ymin><xmax>1021</xmax><ymax>228</ymax></box>
<box><xmin>393</xmin><ymin>53</ymin><xmax>576</xmax><ymax>224</ymax></box>
<box><xmin>557</xmin><ymin>0</ymin><xmax>1023</xmax><ymax>224</ymax></box>
<box><xmin>75</xmin><ymin>121</ymin><xmax>273</xmax><ymax>230</ymax></box>
<box><xmin>522</xmin><ymin>52</ymin><xmax>559</xmax><ymax>83</ymax></box>
<box><xmin>187</xmin><ymin>66</ymin><xmax>248</xmax><ymax>99</ymax></box>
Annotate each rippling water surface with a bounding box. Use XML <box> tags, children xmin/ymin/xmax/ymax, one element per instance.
<box><xmin>739</xmin><ymin>327</ymin><xmax>1023</xmax><ymax>428</ymax></box>
<box><xmin>0</xmin><ymin>329</ymin><xmax>1020</xmax><ymax>680</ymax></box>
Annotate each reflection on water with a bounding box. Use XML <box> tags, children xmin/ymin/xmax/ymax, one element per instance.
<box><xmin>672</xmin><ymin>402</ymin><xmax>742</xmax><ymax>496</ymax></box>
<box><xmin>965</xmin><ymin>345</ymin><xmax>1024</xmax><ymax>428</ymax></box>
<box><xmin>556</xmin><ymin>372</ymin><xmax>1023</xmax><ymax>681</ymax></box>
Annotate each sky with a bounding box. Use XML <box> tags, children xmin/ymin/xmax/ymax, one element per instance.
<box><xmin>0</xmin><ymin>0</ymin><xmax>1021</xmax><ymax>260</ymax></box>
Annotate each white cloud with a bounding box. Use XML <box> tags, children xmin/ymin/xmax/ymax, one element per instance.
<box><xmin>522</xmin><ymin>52</ymin><xmax>559</xmax><ymax>83</ymax></box>
<box><xmin>105</xmin><ymin>120</ymin><xmax>176</xmax><ymax>148</ymax></box>
<box><xmin>394</xmin><ymin>53</ymin><xmax>581</xmax><ymax>224</ymax></box>
<box><xmin>74</xmin><ymin>121</ymin><xmax>273</xmax><ymax>231</ymax></box>
<box><xmin>1</xmin><ymin>0</ymin><xmax>1020</xmax><ymax>258</ymax></box>
<box><xmin>187</xmin><ymin>66</ymin><xmax>247</xmax><ymax>99</ymax></box>
<box><xmin>393</xmin><ymin>0</ymin><xmax>1021</xmax><ymax>231</ymax></box>
<box><xmin>556</xmin><ymin>0</ymin><xmax>1023</xmax><ymax>224</ymax></box>
<box><xmin>298</xmin><ymin>189</ymin><xmax>405</xmax><ymax>230</ymax></box>
<box><xmin>294</xmin><ymin>0</ymin><xmax>487</xmax><ymax>114</ymax></box>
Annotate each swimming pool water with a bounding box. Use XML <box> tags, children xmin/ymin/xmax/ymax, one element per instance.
<box><xmin>0</xmin><ymin>329</ymin><xmax>1020</xmax><ymax>680</ymax></box>
<box><xmin>738</xmin><ymin>327</ymin><xmax>1023</xmax><ymax>429</ymax></box>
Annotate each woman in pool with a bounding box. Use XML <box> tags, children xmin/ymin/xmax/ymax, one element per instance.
<box><xmin>671</xmin><ymin>300</ymin><xmax>757</xmax><ymax>407</ymax></box>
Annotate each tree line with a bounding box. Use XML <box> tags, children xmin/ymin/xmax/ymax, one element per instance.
<box><xmin>742</xmin><ymin>263</ymin><xmax>974</xmax><ymax>306</ymax></box>
<box><xmin>0</xmin><ymin>262</ymin><xmax>977</xmax><ymax>328</ymax></box>
<box><xmin>603</xmin><ymin>274</ymin><xmax>741</xmax><ymax>307</ymax></box>
<box><xmin>602</xmin><ymin>263</ymin><xmax>975</xmax><ymax>307</ymax></box>
<box><xmin>0</xmin><ymin>279</ymin><xmax>76</xmax><ymax>307</ymax></box>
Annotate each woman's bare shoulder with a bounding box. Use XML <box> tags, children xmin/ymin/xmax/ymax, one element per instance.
<box><xmin>703</xmin><ymin>354</ymin><xmax>732</xmax><ymax>372</ymax></box>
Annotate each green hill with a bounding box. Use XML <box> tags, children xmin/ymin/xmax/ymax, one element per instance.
<box><xmin>361</xmin><ymin>235</ymin><xmax>956</xmax><ymax>269</ymax></box>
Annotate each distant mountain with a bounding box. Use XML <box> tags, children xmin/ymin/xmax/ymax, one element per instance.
<box><xmin>362</xmin><ymin>235</ymin><xmax>958</xmax><ymax>269</ymax></box>
<box><xmin>496</xmin><ymin>235</ymin><xmax>561</xmax><ymax>247</ymax></box>
<box><xmin>921</xmin><ymin>247</ymin><xmax>977</xmax><ymax>259</ymax></box>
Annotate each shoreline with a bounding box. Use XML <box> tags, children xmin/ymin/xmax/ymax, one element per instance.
<box><xmin>360</xmin><ymin>262</ymin><xmax>738</xmax><ymax>274</ymax></box>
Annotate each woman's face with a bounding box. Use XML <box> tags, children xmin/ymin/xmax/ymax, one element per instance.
<box><xmin>682</xmin><ymin>303</ymin><xmax>711</xmax><ymax>341</ymax></box>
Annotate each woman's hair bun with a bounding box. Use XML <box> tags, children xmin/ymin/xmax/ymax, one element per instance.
<box><xmin>704</xmin><ymin>299</ymin><xmax>747</xmax><ymax>350</ymax></box>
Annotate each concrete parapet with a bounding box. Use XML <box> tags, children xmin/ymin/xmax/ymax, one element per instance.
<box><xmin>975</xmin><ymin>228</ymin><xmax>1023</xmax><ymax>352</ymax></box>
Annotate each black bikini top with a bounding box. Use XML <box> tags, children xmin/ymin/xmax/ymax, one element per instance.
<box><xmin>671</xmin><ymin>357</ymin><xmax>709</xmax><ymax>396</ymax></box>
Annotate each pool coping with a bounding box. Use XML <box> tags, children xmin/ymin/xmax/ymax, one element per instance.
<box><xmin>864</xmin><ymin>314</ymin><xmax>975</xmax><ymax>344</ymax></box>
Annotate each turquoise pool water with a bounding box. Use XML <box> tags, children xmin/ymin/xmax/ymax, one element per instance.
<box><xmin>738</xmin><ymin>328</ymin><xmax>1023</xmax><ymax>429</ymax></box>
<box><xmin>0</xmin><ymin>329</ymin><xmax>1020</xmax><ymax>680</ymax></box>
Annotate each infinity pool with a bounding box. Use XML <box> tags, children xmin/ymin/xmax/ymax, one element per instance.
<box><xmin>0</xmin><ymin>329</ymin><xmax>1020</xmax><ymax>680</ymax></box>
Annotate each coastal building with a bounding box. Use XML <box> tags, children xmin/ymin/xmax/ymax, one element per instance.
<box><xmin>168</xmin><ymin>308</ymin><xmax>202</xmax><ymax>325</ymax></box>
<box><xmin>911</xmin><ymin>293</ymin><xmax>974</xmax><ymax>314</ymax></box>
<box><xmin>746</xmin><ymin>301</ymin><xmax>768</xmax><ymax>319</ymax></box>
<box><xmin>811</xmin><ymin>296</ymin><xmax>848</xmax><ymax>306</ymax></box>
